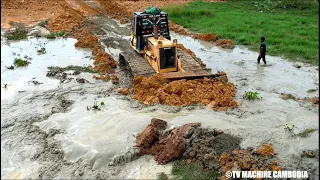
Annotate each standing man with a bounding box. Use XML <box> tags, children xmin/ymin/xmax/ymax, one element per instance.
<box><xmin>257</xmin><ymin>37</ymin><xmax>267</xmax><ymax>64</ymax></box>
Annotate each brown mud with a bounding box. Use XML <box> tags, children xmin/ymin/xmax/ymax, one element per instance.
<box><xmin>136</xmin><ymin>118</ymin><xmax>283</xmax><ymax>179</ymax></box>
<box><xmin>46</xmin><ymin>5</ymin><xmax>83</xmax><ymax>32</ymax></box>
<box><xmin>132</xmin><ymin>73</ymin><xmax>238</xmax><ymax>109</ymax></box>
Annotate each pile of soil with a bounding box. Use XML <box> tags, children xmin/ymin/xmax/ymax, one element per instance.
<box><xmin>136</xmin><ymin>118</ymin><xmax>200</xmax><ymax>164</ymax></box>
<box><xmin>303</xmin><ymin>97</ymin><xmax>319</xmax><ymax>104</ymax></box>
<box><xmin>168</xmin><ymin>20</ymin><xmax>189</xmax><ymax>35</ymax></box>
<box><xmin>65</xmin><ymin>0</ymin><xmax>101</xmax><ymax>16</ymax></box>
<box><xmin>199</xmin><ymin>33</ymin><xmax>219</xmax><ymax>42</ymax></box>
<box><xmin>118</xmin><ymin>88</ymin><xmax>129</xmax><ymax>95</ymax></box>
<box><xmin>1</xmin><ymin>0</ymin><xmax>65</xmax><ymax>28</ymax></box>
<box><xmin>132</xmin><ymin>73</ymin><xmax>238</xmax><ymax>109</ymax></box>
<box><xmin>95</xmin><ymin>0</ymin><xmax>131</xmax><ymax>23</ymax></box>
<box><xmin>136</xmin><ymin>118</ymin><xmax>282</xmax><ymax>178</ymax></box>
<box><xmin>216</xmin><ymin>39</ymin><xmax>235</xmax><ymax>49</ymax></box>
<box><xmin>73</xmin><ymin>29</ymin><xmax>98</xmax><ymax>48</ymax></box>
<box><xmin>93</xmin><ymin>46</ymin><xmax>117</xmax><ymax>74</ymax></box>
<box><xmin>46</xmin><ymin>5</ymin><xmax>84</xmax><ymax>32</ymax></box>
<box><xmin>72</xmin><ymin>28</ymin><xmax>117</xmax><ymax>79</ymax></box>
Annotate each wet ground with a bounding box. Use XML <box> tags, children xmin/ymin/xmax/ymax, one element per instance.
<box><xmin>1</xmin><ymin>15</ymin><xmax>319</xmax><ymax>179</ymax></box>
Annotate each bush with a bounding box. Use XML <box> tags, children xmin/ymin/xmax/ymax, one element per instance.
<box><xmin>4</xmin><ymin>28</ymin><xmax>27</xmax><ymax>40</ymax></box>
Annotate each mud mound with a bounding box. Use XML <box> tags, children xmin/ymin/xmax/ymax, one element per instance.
<box><xmin>46</xmin><ymin>5</ymin><xmax>83</xmax><ymax>32</ymax></box>
<box><xmin>1</xmin><ymin>0</ymin><xmax>65</xmax><ymax>28</ymax></box>
<box><xmin>136</xmin><ymin>119</ymin><xmax>282</xmax><ymax>178</ymax></box>
<box><xmin>66</xmin><ymin>0</ymin><xmax>101</xmax><ymax>16</ymax></box>
<box><xmin>96</xmin><ymin>0</ymin><xmax>131</xmax><ymax>21</ymax></box>
<box><xmin>136</xmin><ymin>118</ymin><xmax>200</xmax><ymax>164</ymax></box>
<box><xmin>303</xmin><ymin>97</ymin><xmax>319</xmax><ymax>104</ymax></box>
<box><xmin>216</xmin><ymin>39</ymin><xmax>235</xmax><ymax>49</ymax></box>
<box><xmin>200</xmin><ymin>33</ymin><xmax>219</xmax><ymax>42</ymax></box>
<box><xmin>74</xmin><ymin>29</ymin><xmax>98</xmax><ymax>48</ymax></box>
<box><xmin>168</xmin><ymin>20</ymin><xmax>189</xmax><ymax>35</ymax></box>
<box><xmin>118</xmin><ymin>88</ymin><xmax>129</xmax><ymax>95</ymax></box>
<box><xmin>255</xmin><ymin>144</ymin><xmax>276</xmax><ymax>157</ymax></box>
<box><xmin>93</xmin><ymin>46</ymin><xmax>117</xmax><ymax>74</ymax></box>
<box><xmin>132</xmin><ymin>73</ymin><xmax>238</xmax><ymax>108</ymax></box>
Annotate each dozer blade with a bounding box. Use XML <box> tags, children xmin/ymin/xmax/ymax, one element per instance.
<box><xmin>159</xmin><ymin>71</ymin><xmax>228</xmax><ymax>83</ymax></box>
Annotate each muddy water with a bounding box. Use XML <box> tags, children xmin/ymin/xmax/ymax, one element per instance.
<box><xmin>1</xmin><ymin>16</ymin><xmax>319</xmax><ymax>179</ymax></box>
<box><xmin>1</xmin><ymin>37</ymin><xmax>92</xmax><ymax>100</ymax></box>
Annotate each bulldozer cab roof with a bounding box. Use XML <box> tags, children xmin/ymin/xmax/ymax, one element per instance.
<box><xmin>134</xmin><ymin>11</ymin><xmax>168</xmax><ymax>17</ymax></box>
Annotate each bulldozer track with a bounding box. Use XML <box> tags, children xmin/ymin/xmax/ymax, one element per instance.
<box><xmin>119</xmin><ymin>48</ymin><xmax>216</xmax><ymax>80</ymax></box>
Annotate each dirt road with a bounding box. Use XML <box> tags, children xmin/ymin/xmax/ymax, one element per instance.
<box><xmin>1</xmin><ymin>0</ymin><xmax>319</xmax><ymax>179</ymax></box>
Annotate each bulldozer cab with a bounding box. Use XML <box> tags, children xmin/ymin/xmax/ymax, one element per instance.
<box><xmin>131</xmin><ymin>11</ymin><xmax>171</xmax><ymax>53</ymax></box>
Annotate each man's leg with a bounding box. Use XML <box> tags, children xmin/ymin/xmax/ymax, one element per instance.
<box><xmin>257</xmin><ymin>55</ymin><xmax>261</xmax><ymax>64</ymax></box>
<box><xmin>262</xmin><ymin>55</ymin><xmax>266</xmax><ymax>64</ymax></box>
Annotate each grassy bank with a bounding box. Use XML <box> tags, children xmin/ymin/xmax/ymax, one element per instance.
<box><xmin>163</xmin><ymin>0</ymin><xmax>319</xmax><ymax>65</ymax></box>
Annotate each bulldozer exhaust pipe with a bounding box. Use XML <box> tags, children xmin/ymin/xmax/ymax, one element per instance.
<box><xmin>153</xmin><ymin>18</ymin><xmax>158</xmax><ymax>39</ymax></box>
<box><xmin>153</xmin><ymin>25</ymin><xmax>158</xmax><ymax>39</ymax></box>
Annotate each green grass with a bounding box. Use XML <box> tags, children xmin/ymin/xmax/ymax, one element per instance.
<box><xmin>47</xmin><ymin>65</ymin><xmax>96</xmax><ymax>73</ymax></box>
<box><xmin>172</xmin><ymin>160</ymin><xmax>217</xmax><ymax>180</ymax></box>
<box><xmin>4</xmin><ymin>27</ymin><xmax>27</xmax><ymax>40</ymax></box>
<box><xmin>157</xmin><ymin>172</ymin><xmax>169</xmax><ymax>180</ymax></box>
<box><xmin>13</xmin><ymin>58</ymin><xmax>30</xmax><ymax>67</ymax></box>
<box><xmin>163</xmin><ymin>0</ymin><xmax>319</xmax><ymax>65</ymax></box>
<box><xmin>45</xmin><ymin>32</ymin><xmax>57</xmax><ymax>39</ymax></box>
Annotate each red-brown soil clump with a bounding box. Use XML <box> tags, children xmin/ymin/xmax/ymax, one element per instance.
<box><xmin>200</xmin><ymin>32</ymin><xmax>219</xmax><ymax>42</ymax></box>
<box><xmin>118</xmin><ymin>88</ymin><xmax>129</xmax><ymax>95</ymax></box>
<box><xmin>74</xmin><ymin>29</ymin><xmax>98</xmax><ymax>48</ymax></box>
<box><xmin>132</xmin><ymin>73</ymin><xmax>238</xmax><ymax>109</ymax></box>
<box><xmin>216</xmin><ymin>39</ymin><xmax>235</xmax><ymax>49</ymax></box>
<box><xmin>93</xmin><ymin>47</ymin><xmax>117</xmax><ymax>74</ymax></box>
<box><xmin>255</xmin><ymin>144</ymin><xmax>276</xmax><ymax>157</ymax></box>
<box><xmin>303</xmin><ymin>97</ymin><xmax>319</xmax><ymax>104</ymax></box>
<box><xmin>168</xmin><ymin>20</ymin><xmax>189</xmax><ymax>35</ymax></box>
<box><xmin>136</xmin><ymin>118</ymin><xmax>200</xmax><ymax>164</ymax></box>
<box><xmin>46</xmin><ymin>5</ymin><xmax>84</xmax><ymax>32</ymax></box>
<box><xmin>136</xmin><ymin>118</ymin><xmax>282</xmax><ymax>177</ymax></box>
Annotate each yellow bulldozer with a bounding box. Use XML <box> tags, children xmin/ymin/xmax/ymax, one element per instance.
<box><xmin>119</xmin><ymin>7</ymin><xmax>224</xmax><ymax>81</ymax></box>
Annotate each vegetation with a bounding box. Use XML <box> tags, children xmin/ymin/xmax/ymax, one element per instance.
<box><xmin>13</xmin><ymin>58</ymin><xmax>30</xmax><ymax>67</ymax></box>
<box><xmin>294</xmin><ymin>128</ymin><xmax>316</xmax><ymax>138</ymax></box>
<box><xmin>56</xmin><ymin>30</ymin><xmax>65</xmax><ymax>37</ymax></box>
<box><xmin>163</xmin><ymin>0</ymin><xmax>319</xmax><ymax>65</ymax></box>
<box><xmin>243</xmin><ymin>91</ymin><xmax>262</xmax><ymax>100</ymax></box>
<box><xmin>307</xmin><ymin>88</ymin><xmax>318</xmax><ymax>93</ymax></box>
<box><xmin>157</xmin><ymin>172</ymin><xmax>169</xmax><ymax>180</ymax></box>
<box><xmin>87</xmin><ymin>101</ymin><xmax>105</xmax><ymax>111</ymax></box>
<box><xmin>45</xmin><ymin>30</ymin><xmax>65</xmax><ymax>39</ymax></box>
<box><xmin>284</xmin><ymin>123</ymin><xmax>295</xmax><ymax>132</ymax></box>
<box><xmin>5</xmin><ymin>65</ymin><xmax>14</xmax><ymax>70</ymax></box>
<box><xmin>38</xmin><ymin>19</ymin><xmax>49</xmax><ymax>28</ymax></box>
<box><xmin>172</xmin><ymin>160</ymin><xmax>217</xmax><ymax>180</ymax></box>
<box><xmin>4</xmin><ymin>27</ymin><xmax>27</xmax><ymax>40</ymax></box>
<box><xmin>2</xmin><ymin>84</ymin><xmax>11</xmax><ymax>89</ymax></box>
<box><xmin>281</xmin><ymin>93</ymin><xmax>297</xmax><ymax>100</ymax></box>
<box><xmin>47</xmin><ymin>65</ymin><xmax>96</xmax><ymax>73</ymax></box>
<box><xmin>45</xmin><ymin>32</ymin><xmax>57</xmax><ymax>39</ymax></box>
<box><xmin>37</xmin><ymin>47</ymin><xmax>46</xmax><ymax>55</ymax></box>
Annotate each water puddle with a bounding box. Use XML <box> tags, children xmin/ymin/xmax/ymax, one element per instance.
<box><xmin>1</xmin><ymin>37</ymin><xmax>93</xmax><ymax>101</ymax></box>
